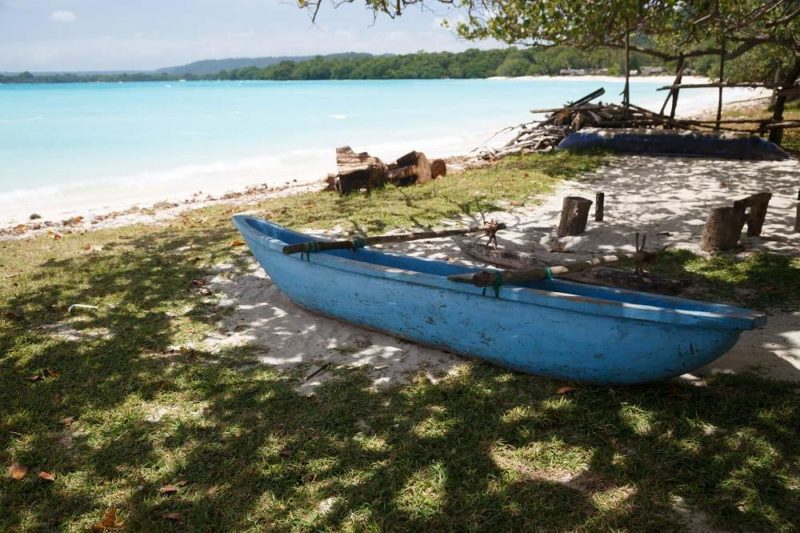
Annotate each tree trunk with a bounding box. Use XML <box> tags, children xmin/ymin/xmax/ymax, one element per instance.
<box><xmin>557</xmin><ymin>196</ymin><xmax>593</xmax><ymax>237</ymax></box>
<box><xmin>769</xmin><ymin>61</ymin><xmax>800</xmax><ymax>145</ymax></box>
<box><xmin>700</xmin><ymin>206</ymin><xmax>745</xmax><ymax>252</ymax></box>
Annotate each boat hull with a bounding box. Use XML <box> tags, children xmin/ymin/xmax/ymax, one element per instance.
<box><xmin>233</xmin><ymin>216</ymin><xmax>765</xmax><ymax>384</ymax></box>
<box><xmin>558</xmin><ymin>128</ymin><xmax>788</xmax><ymax>161</ymax></box>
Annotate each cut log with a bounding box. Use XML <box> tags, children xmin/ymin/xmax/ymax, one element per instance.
<box><xmin>335</xmin><ymin>146</ymin><xmax>388</xmax><ymax>195</ymax></box>
<box><xmin>733</xmin><ymin>192</ymin><xmax>772</xmax><ymax>237</ymax></box>
<box><xmin>557</xmin><ymin>196</ymin><xmax>593</xmax><ymax>237</ymax></box>
<box><xmin>430</xmin><ymin>159</ymin><xmax>447</xmax><ymax>179</ymax></box>
<box><xmin>700</xmin><ymin>206</ymin><xmax>745</xmax><ymax>252</ymax></box>
<box><xmin>389</xmin><ymin>151</ymin><xmax>432</xmax><ymax>185</ymax></box>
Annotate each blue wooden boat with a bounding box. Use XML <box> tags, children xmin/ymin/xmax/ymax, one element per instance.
<box><xmin>233</xmin><ymin>215</ymin><xmax>766</xmax><ymax>384</ymax></box>
<box><xmin>558</xmin><ymin>128</ymin><xmax>788</xmax><ymax>160</ymax></box>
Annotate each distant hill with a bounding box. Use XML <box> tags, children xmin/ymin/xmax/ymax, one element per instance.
<box><xmin>157</xmin><ymin>53</ymin><xmax>374</xmax><ymax>76</ymax></box>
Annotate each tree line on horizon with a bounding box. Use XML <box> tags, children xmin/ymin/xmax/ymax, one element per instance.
<box><xmin>0</xmin><ymin>45</ymin><xmax>738</xmax><ymax>84</ymax></box>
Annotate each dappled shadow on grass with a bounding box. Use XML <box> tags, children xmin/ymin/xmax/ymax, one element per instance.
<box><xmin>62</xmin><ymin>367</ymin><xmax>800</xmax><ymax>531</ymax></box>
<box><xmin>647</xmin><ymin>249</ymin><xmax>800</xmax><ymax>311</ymax></box>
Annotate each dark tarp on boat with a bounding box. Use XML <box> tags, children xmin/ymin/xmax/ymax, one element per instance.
<box><xmin>557</xmin><ymin>128</ymin><xmax>789</xmax><ymax>161</ymax></box>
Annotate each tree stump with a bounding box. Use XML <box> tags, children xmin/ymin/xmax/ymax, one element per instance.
<box><xmin>700</xmin><ymin>206</ymin><xmax>746</xmax><ymax>252</ymax></box>
<box><xmin>733</xmin><ymin>192</ymin><xmax>772</xmax><ymax>237</ymax></box>
<box><xmin>334</xmin><ymin>146</ymin><xmax>388</xmax><ymax>195</ymax></box>
<box><xmin>557</xmin><ymin>196</ymin><xmax>593</xmax><ymax>237</ymax></box>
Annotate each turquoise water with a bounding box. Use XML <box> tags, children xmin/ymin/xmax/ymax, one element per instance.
<box><xmin>0</xmin><ymin>78</ymin><xmax>681</xmax><ymax>221</ymax></box>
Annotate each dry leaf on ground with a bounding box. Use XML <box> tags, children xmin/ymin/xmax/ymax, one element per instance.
<box><xmin>162</xmin><ymin>512</ymin><xmax>182</xmax><ymax>521</ymax></box>
<box><xmin>93</xmin><ymin>508</ymin><xmax>122</xmax><ymax>531</ymax></box>
<box><xmin>556</xmin><ymin>386</ymin><xmax>577</xmax><ymax>394</ymax></box>
<box><xmin>159</xmin><ymin>484</ymin><xmax>178</xmax><ymax>495</ymax></box>
<box><xmin>38</xmin><ymin>471</ymin><xmax>56</xmax><ymax>482</ymax></box>
<box><xmin>8</xmin><ymin>463</ymin><xmax>28</xmax><ymax>480</ymax></box>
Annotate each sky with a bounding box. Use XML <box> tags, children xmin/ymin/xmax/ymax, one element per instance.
<box><xmin>0</xmin><ymin>0</ymin><xmax>498</xmax><ymax>72</ymax></box>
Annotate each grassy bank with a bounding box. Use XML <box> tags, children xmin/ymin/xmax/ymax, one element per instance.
<box><xmin>2</xmin><ymin>151</ymin><xmax>799</xmax><ymax>531</ymax></box>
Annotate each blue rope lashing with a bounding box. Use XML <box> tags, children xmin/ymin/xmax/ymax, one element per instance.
<box><xmin>351</xmin><ymin>237</ymin><xmax>366</xmax><ymax>250</ymax></box>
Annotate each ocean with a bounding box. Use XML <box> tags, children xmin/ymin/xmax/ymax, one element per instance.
<box><xmin>0</xmin><ymin>78</ymin><xmax>753</xmax><ymax>223</ymax></box>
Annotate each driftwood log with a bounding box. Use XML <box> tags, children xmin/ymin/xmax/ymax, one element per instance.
<box><xmin>389</xmin><ymin>151</ymin><xmax>432</xmax><ymax>185</ymax></box>
<box><xmin>449</xmin><ymin>249</ymin><xmax>656</xmax><ymax>286</ymax></box>
<box><xmin>733</xmin><ymin>192</ymin><xmax>772</xmax><ymax>237</ymax></box>
<box><xmin>557</xmin><ymin>196</ymin><xmax>593</xmax><ymax>237</ymax></box>
<box><xmin>335</xmin><ymin>146</ymin><xmax>388</xmax><ymax>195</ymax></box>
<box><xmin>700</xmin><ymin>206</ymin><xmax>745</xmax><ymax>251</ymax></box>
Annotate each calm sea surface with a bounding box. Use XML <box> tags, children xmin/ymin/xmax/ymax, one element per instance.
<box><xmin>0</xmin><ymin>78</ymin><xmax>703</xmax><ymax>221</ymax></box>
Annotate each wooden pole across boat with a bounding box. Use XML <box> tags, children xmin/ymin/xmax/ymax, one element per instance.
<box><xmin>282</xmin><ymin>222</ymin><xmax>506</xmax><ymax>255</ymax></box>
<box><xmin>449</xmin><ymin>234</ymin><xmax>656</xmax><ymax>288</ymax></box>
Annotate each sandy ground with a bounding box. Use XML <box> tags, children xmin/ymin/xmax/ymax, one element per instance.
<box><xmin>201</xmin><ymin>155</ymin><xmax>800</xmax><ymax>391</ymax></box>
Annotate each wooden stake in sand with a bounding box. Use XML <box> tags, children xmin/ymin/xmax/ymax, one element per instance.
<box><xmin>595</xmin><ymin>192</ymin><xmax>605</xmax><ymax>222</ymax></box>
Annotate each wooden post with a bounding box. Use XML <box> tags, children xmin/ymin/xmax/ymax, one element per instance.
<box><xmin>769</xmin><ymin>62</ymin><xmax>800</xmax><ymax>145</ymax></box>
<box><xmin>715</xmin><ymin>41</ymin><xmax>725</xmax><ymax>131</ymax></box>
<box><xmin>623</xmin><ymin>23</ymin><xmax>630</xmax><ymax>114</ymax></box>
<box><xmin>557</xmin><ymin>196</ymin><xmax>593</xmax><ymax>237</ymax></box>
<box><xmin>595</xmin><ymin>192</ymin><xmax>605</xmax><ymax>222</ymax></box>
<box><xmin>700</xmin><ymin>206</ymin><xmax>745</xmax><ymax>252</ymax></box>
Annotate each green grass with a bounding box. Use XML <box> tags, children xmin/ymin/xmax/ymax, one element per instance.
<box><xmin>638</xmin><ymin>250</ymin><xmax>800</xmax><ymax>311</ymax></box>
<box><xmin>2</xmin><ymin>151</ymin><xmax>799</xmax><ymax>531</ymax></box>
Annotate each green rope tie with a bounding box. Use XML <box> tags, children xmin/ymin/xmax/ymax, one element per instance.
<box><xmin>544</xmin><ymin>267</ymin><xmax>553</xmax><ymax>280</ymax></box>
<box><xmin>482</xmin><ymin>272</ymin><xmax>504</xmax><ymax>298</ymax></box>
<box><xmin>351</xmin><ymin>237</ymin><xmax>366</xmax><ymax>250</ymax></box>
<box><xmin>300</xmin><ymin>241</ymin><xmax>321</xmax><ymax>261</ymax></box>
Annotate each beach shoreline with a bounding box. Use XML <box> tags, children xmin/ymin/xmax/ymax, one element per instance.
<box><xmin>0</xmin><ymin>83</ymin><xmax>776</xmax><ymax>239</ymax></box>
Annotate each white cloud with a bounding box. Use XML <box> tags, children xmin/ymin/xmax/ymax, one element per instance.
<box><xmin>50</xmin><ymin>10</ymin><xmax>77</xmax><ymax>23</ymax></box>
